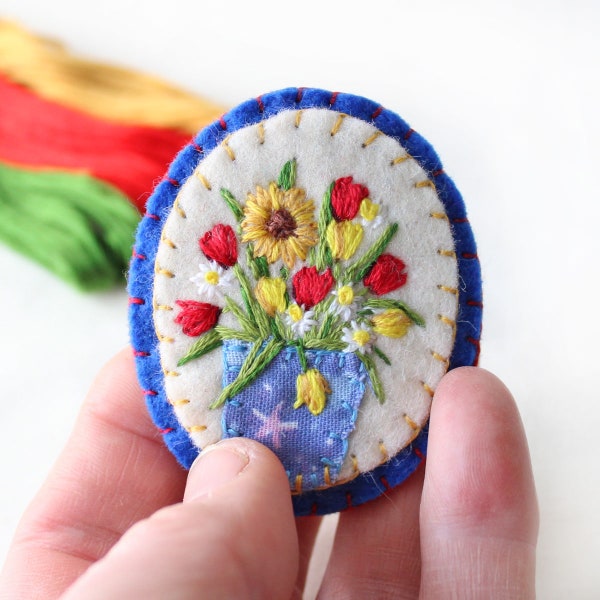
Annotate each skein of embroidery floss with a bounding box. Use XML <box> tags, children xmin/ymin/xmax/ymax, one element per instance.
<box><xmin>0</xmin><ymin>21</ymin><xmax>226</xmax><ymax>290</ymax></box>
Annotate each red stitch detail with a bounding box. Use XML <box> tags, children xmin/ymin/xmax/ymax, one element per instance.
<box><xmin>432</xmin><ymin>169</ymin><xmax>444</xmax><ymax>177</ymax></box>
<box><xmin>192</xmin><ymin>142</ymin><xmax>203</xmax><ymax>153</ymax></box>
<box><xmin>461</xmin><ymin>252</ymin><xmax>478</xmax><ymax>259</ymax></box>
<box><xmin>467</xmin><ymin>336</ymin><xmax>481</xmax><ymax>365</ymax></box>
<box><xmin>296</xmin><ymin>87</ymin><xmax>305</xmax><ymax>103</ymax></box>
<box><xmin>128</xmin><ymin>297</ymin><xmax>145</xmax><ymax>305</ymax></box>
<box><xmin>144</xmin><ymin>212</ymin><xmax>160</xmax><ymax>221</ymax></box>
<box><xmin>158</xmin><ymin>427</ymin><xmax>174</xmax><ymax>434</ymax></box>
<box><xmin>256</xmin><ymin>96</ymin><xmax>265</xmax><ymax>113</ymax></box>
<box><xmin>346</xmin><ymin>492</ymin><xmax>353</xmax><ymax>509</ymax></box>
<box><xmin>414</xmin><ymin>447</ymin><xmax>425</xmax><ymax>460</ymax></box>
<box><xmin>311</xmin><ymin>502</ymin><xmax>318</xmax><ymax>515</ymax></box>
<box><xmin>380</xmin><ymin>476</ymin><xmax>391</xmax><ymax>491</ymax></box>
<box><xmin>404</xmin><ymin>128</ymin><xmax>415</xmax><ymax>140</ymax></box>
<box><xmin>165</xmin><ymin>177</ymin><xmax>180</xmax><ymax>187</ymax></box>
<box><xmin>131</xmin><ymin>248</ymin><xmax>146</xmax><ymax>260</ymax></box>
<box><xmin>219</xmin><ymin>116</ymin><xmax>227</xmax><ymax>130</ymax></box>
<box><xmin>133</xmin><ymin>349</ymin><xmax>150</xmax><ymax>357</ymax></box>
<box><xmin>371</xmin><ymin>106</ymin><xmax>383</xmax><ymax>120</ymax></box>
<box><xmin>452</xmin><ymin>217</ymin><xmax>469</xmax><ymax>224</ymax></box>
<box><xmin>329</xmin><ymin>91</ymin><xmax>339</xmax><ymax>106</ymax></box>
<box><xmin>144</xmin><ymin>389</ymin><xmax>158</xmax><ymax>396</ymax></box>
<box><xmin>467</xmin><ymin>299</ymin><xmax>483</xmax><ymax>308</ymax></box>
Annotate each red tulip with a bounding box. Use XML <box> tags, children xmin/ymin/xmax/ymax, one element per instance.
<box><xmin>175</xmin><ymin>300</ymin><xmax>221</xmax><ymax>337</ymax></box>
<box><xmin>363</xmin><ymin>254</ymin><xmax>407</xmax><ymax>295</ymax></box>
<box><xmin>292</xmin><ymin>266</ymin><xmax>334</xmax><ymax>309</ymax></box>
<box><xmin>199</xmin><ymin>223</ymin><xmax>237</xmax><ymax>267</ymax></box>
<box><xmin>331</xmin><ymin>176</ymin><xmax>370</xmax><ymax>221</ymax></box>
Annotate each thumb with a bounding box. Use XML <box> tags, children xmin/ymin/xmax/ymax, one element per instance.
<box><xmin>62</xmin><ymin>439</ymin><xmax>299</xmax><ymax>599</ymax></box>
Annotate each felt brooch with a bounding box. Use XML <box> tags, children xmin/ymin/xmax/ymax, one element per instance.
<box><xmin>128</xmin><ymin>88</ymin><xmax>482</xmax><ymax>516</ymax></box>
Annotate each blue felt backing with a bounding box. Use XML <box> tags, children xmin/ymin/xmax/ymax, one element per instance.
<box><xmin>128</xmin><ymin>87</ymin><xmax>483</xmax><ymax>516</ymax></box>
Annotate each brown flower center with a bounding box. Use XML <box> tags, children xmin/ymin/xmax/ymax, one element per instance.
<box><xmin>266</xmin><ymin>208</ymin><xmax>297</xmax><ymax>239</ymax></box>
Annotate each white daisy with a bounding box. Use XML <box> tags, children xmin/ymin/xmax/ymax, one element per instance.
<box><xmin>331</xmin><ymin>284</ymin><xmax>359</xmax><ymax>321</ymax></box>
<box><xmin>341</xmin><ymin>321</ymin><xmax>374</xmax><ymax>354</ymax></box>
<box><xmin>284</xmin><ymin>303</ymin><xmax>317</xmax><ymax>337</ymax></box>
<box><xmin>190</xmin><ymin>260</ymin><xmax>235</xmax><ymax>301</ymax></box>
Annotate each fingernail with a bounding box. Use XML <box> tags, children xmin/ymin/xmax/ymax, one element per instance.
<box><xmin>184</xmin><ymin>443</ymin><xmax>249</xmax><ymax>501</ymax></box>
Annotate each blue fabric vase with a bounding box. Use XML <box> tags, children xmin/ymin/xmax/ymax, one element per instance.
<box><xmin>222</xmin><ymin>339</ymin><xmax>367</xmax><ymax>492</ymax></box>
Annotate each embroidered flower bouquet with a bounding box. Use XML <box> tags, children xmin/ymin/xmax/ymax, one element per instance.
<box><xmin>174</xmin><ymin>159</ymin><xmax>424</xmax><ymax>490</ymax></box>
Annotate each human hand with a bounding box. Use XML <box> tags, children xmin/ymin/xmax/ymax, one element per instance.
<box><xmin>0</xmin><ymin>348</ymin><xmax>538</xmax><ymax>599</ymax></box>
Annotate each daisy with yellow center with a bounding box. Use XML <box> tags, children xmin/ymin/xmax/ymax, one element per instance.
<box><xmin>241</xmin><ymin>182</ymin><xmax>318</xmax><ymax>269</ymax></box>
<box><xmin>284</xmin><ymin>303</ymin><xmax>317</xmax><ymax>337</ymax></box>
<box><xmin>341</xmin><ymin>321</ymin><xmax>374</xmax><ymax>354</ymax></box>
<box><xmin>189</xmin><ymin>260</ymin><xmax>235</xmax><ymax>301</ymax></box>
<box><xmin>331</xmin><ymin>284</ymin><xmax>358</xmax><ymax>321</ymax></box>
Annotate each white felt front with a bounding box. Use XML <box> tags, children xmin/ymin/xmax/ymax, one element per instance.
<box><xmin>153</xmin><ymin>109</ymin><xmax>458</xmax><ymax>482</ymax></box>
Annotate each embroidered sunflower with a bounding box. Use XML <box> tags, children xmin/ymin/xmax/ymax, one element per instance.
<box><xmin>241</xmin><ymin>182</ymin><xmax>318</xmax><ymax>269</ymax></box>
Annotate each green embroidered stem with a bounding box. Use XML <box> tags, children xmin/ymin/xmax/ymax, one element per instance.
<box><xmin>358</xmin><ymin>353</ymin><xmax>386</xmax><ymax>403</ymax></box>
<box><xmin>346</xmin><ymin>223</ymin><xmax>399</xmax><ymax>283</ymax></box>
<box><xmin>220</xmin><ymin>188</ymin><xmax>245</xmax><ymax>222</ymax></box>
<box><xmin>364</xmin><ymin>298</ymin><xmax>425</xmax><ymax>327</ymax></box>
<box><xmin>211</xmin><ymin>338</ymin><xmax>285</xmax><ymax>408</ymax></box>
<box><xmin>269</xmin><ymin>314</ymin><xmax>287</xmax><ymax>341</ymax></box>
<box><xmin>373</xmin><ymin>346</ymin><xmax>392</xmax><ymax>365</ymax></box>
<box><xmin>295</xmin><ymin>340</ymin><xmax>308</xmax><ymax>372</ymax></box>
<box><xmin>315</xmin><ymin>183</ymin><xmax>334</xmax><ymax>270</ymax></box>
<box><xmin>178</xmin><ymin>329</ymin><xmax>223</xmax><ymax>366</ymax></box>
<box><xmin>277</xmin><ymin>159</ymin><xmax>297</xmax><ymax>190</ymax></box>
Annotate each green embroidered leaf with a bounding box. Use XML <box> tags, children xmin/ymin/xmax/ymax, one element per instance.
<box><xmin>315</xmin><ymin>183</ymin><xmax>334</xmax><ymax>270</ymax></box>
<box><xmin>245</xmin><ymin>245</ymin><xmax>270</xmax><ymax>280</ymax></box>
<box><xmin>277</xmin><ymin>159</ymin><xmax>297</xmax><ymax>191</ymax></box>
<box><xmin>215</xmin><ymin>326</ymin><xmax>255</xmax><ymax>342</ymax></box>
<box><xmin>346</xmin><ymin>223</ymin><xmax>399</xmax><ymax>283</ymax></box>
<box><xmin>255</xmin><ymin>256</ymin><xmax>270</xmax><ymax>277</ymax></box>
<box><xmin>177</xmin><ymin>329</ymin><xmax>222</xmax><ymax>366</ymax></box>
<box><xmin>358</xmin><ymin>353</ymin><xmax>386</xmax><ymax>403</ymax></box>
<box><xmin>373</xmin><ymin>346</ymin><xmax>392</xmax><ymax>365</ymax></box>
<box><xmin>364</xmin><ymin>298</ymin><xmax>426</xmax><ymax>327</ymax></box>
<box><xmin>233</xmin><ymin>264</ymin><xmax>271</xmax><ymax>337</ymax></box>
<box><xmin>223</xmin><ymin>296</ymin><xmax>260</xmax><ymax>337</ymax></box>
<box><xmin>304</xmin><ymin>337</ymin><xmax>346</xmax><ymax>351</ymax></box>
<box><xmin>210</xmin><ymin>338</ymin><xmax>285</xmax><ymax>408</ymax></box>
<box><xmin>220</xmin><ymin>188</ymin><xmax>245</xmax><ymax>222</ymax></box>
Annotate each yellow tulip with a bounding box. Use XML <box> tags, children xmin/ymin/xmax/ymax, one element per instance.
<box><xmin>326</xmin><ymin>220</ymin><xmax>363</xmax><ymax>260</ymax></box>
<box><xmin>254</xmin><ymin>276</ymin><xmax>286</xmax><ymax>317</ymax></box>
<box><xmin>294</xmin><ymin>369</ymin><xmax>331</xmax><ymax>416</ymax></box>
<box><xmin>371</xmin><ymin>309</ymin><xmax>413</xmax><ymax>338</ymax></box>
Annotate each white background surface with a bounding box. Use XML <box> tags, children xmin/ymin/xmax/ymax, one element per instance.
<box><xmin>0</xmin><ymin>1</ymin><xmax>599</xmax><ymax>597</ymax></box>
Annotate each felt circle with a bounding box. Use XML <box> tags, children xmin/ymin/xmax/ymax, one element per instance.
<box><xmin>128</xmin><ymin>88</ymin><xmax>482</xmax><ymax>516</ymax></box>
